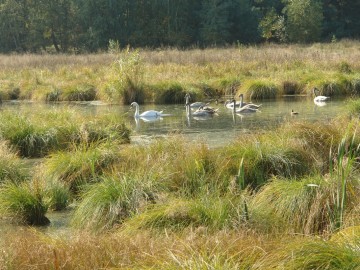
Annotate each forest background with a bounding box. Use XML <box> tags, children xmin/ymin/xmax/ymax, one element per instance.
<box><xmin>0</xmin><ymin>0</ymin><xmax>359</xmax><ymax>53</ymax></box>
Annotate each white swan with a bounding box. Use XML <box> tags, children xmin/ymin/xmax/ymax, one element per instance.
<box><xmin>130</xmin><ymin>102</ymin><xmax>166</xmax><ymax>118</ymax></box>
<box><xmin>313</xmin><ymin>87</ymin><xmax>330</xmax><ymax>102</ymax></box>
<box><xmin>225</xmin><ymin>94</ymin><xmax>261</xmax><ymax>109</ymax></box>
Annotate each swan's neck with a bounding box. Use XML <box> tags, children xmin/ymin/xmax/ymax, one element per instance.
<box><xmin>134</xmin><ymin>104</ymin><xmax>140</xmax><ymax>118</ymax></box>
<box><xmin>239</xmin><ymin>95</ymin><xmax>244</xmax><ymax>108</ymax></box>
<box><xmin>313</xmin><ymin>88</ymin><xmax>318</xmax><ymax>97</ymax></box>
<box><xmin>185</xmin><ymin>94</ymin><xmax>190</xmax><ymax>106</ymax></box>
<box><xmin>186</xmin><ymin>104</ymin><xmax>191</xmax><ymax>117</ymax></box>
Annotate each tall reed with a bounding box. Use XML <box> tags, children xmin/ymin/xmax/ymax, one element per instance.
<box><xmin>329</xmin><ymin>132</ymin><xmax>360</xmax><ymax>231</ymax></box>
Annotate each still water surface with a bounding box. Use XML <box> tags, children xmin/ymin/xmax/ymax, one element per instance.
<box><xmin>1</xmin><ymin>97</ymin><xmax>347</xmax><ymax>148</ymax></box>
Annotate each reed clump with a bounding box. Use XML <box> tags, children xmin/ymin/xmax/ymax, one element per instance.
<box><xmin>42</xmin><ymin>143</ymin><xmax>122</xmax><ymax>192</ymax></box>
<box><xmin>242</xmin><ymin>80</ymin><xmax>279</xmax><ymax>100</ymax></box>
<box><xmin>0</xmin><ymin>108</ymin><xmax>130</xmax><ymax>158</ymax></box>
<box><xmin>0</xmin><ymin>180</ymin><xmax>49</xmax><ymax>225</ymax></box>
<box><xmin>0</xmin><ymin>141</ymin><xmax>29</xmax><ymax>183</ymax></box>
<box><xmin>72</xmin><ymin>173</ymin><xmax>157</xmax><ymax>232</ymax></box>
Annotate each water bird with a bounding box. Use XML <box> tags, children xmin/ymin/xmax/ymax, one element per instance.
<box><xmin>130</xmin><ymin>102</ymin><xmax>169</xmax><ymax>118</ymax></box>
<box><xmin>291</xmin><ymin>109</ymin><xmax>299</xmax><ymax>115</ymax></box>
<box><xmin>236</xmin><ymin>104</ymin><xmax>259</xmax><ymax>114</ymax></box>
<box><xmin>192</xmin><ymin>105</ymin><xmax>218</xmax><ymax>116</ymax></box>
<box><xmin>313</xmin><ymin>87</ymin><xmax>330</xmax><ymax>102</ymax></box>
<box><xmin>185</xmin><ymin>93</ymin><xmax>208</xmax><ymax>109</ymax></box>
<box><xmin>225</xmin><ymin>94</ymin><xmax>261</xmax><ymax>109</ymax></box>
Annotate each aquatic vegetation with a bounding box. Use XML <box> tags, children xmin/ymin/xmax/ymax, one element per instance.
<box><xmin>72</xmin><ymin>173</ymin><xmax>157</xmax><ymax>232</ymax></box>
<box><xmin>0</xmin><ymin>141</ymin><xmax>29</xmax><ymax>183</ymax></box>
<box><xmin>218</xmin><ymin>130</ymin><xmax>315</xmax><ymax>188</ymax></box>
<box><xmin>0</xmin><ymin>180</ymin><xmax>49</xmax><ymax>225</ymax></box>
<box><xmin>347</xmin><ymin>98</ymin><xmax>360</xmax><ymax>117</ymax></box>
<box><xmin>242</xmin><ymin>80</ymin><xmax>278</xmax><ymax>100</ymax></box>
<box><xmin>42</xmin><ymin>143</ymin><xmax>121</xmax><ymax>192</ymax></box>
<box><xmin>125</xmin><ymin>193</ymin><xmax>248</xmax><ymax>232</ymax></box>
<box><xmin>44</xmin><ymin>179</ymin><xmax>71</xmax><ymax>211</ymax></box>
<box><xmin>1</xmin><ymin>43</ymin><xmax>360</xmax><ymax>268</ymax></box>
<box><xmin>153</xmin><ymin>82</ymin><xmax>187</xmax><ymax>104</ymax></box>
<box><xmin>62</xmin><ymin>84</ymin><xmax>97</xmax><ymax>101</ymax></box>
<box><xmin>0</xmin><ymin>109</ymin><xmax>130</xmax><ymax>158</ymax></box>
<box><xmin>257</xmin><ymin>237</ymin><xmax>360</xmax><ymax>269</ymax></box>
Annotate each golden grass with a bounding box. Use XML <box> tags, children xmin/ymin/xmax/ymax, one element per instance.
<box><xmin>1</xmin><ymin>40</ymin><xmax>360</xmax><ymax>102</ymax></box>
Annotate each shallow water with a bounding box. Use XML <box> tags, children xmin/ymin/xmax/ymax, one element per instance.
<box><xmin>0</xmin><ymin>97</ymin><xmax>349</xmax><ymax>235</ymax></box>
<box><xmin>1</xmin><ymin>97</ymin><xmax>347</xmax><ymax>148</ymax></box>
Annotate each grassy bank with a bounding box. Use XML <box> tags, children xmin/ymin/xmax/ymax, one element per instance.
<box><xmin>0</xmin><ymin>40</ymin><xmax>360</xmax><ymax>104</ymax></box>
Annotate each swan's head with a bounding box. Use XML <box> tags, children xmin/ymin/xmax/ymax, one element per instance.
<box><xmin>239</xmin><ymin>94</ymin><xmax>244</xmax><ymax>98</ymax></box>
<box><xmin>130</xmin><ymin>102</ymin><xmax>139</xmax><ymax>108</ymax></box>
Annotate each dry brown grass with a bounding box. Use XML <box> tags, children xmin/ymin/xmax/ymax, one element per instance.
<box><xmin>1</xmin><ymin>40</ymin><xmax>359</xmax><ymax>102</ymax></box>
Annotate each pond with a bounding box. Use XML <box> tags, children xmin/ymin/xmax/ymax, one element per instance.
<box><xmin>0</xmin><ymin>96</ymin><xmax>348</xmax><ymax>236</ymax></box>
<box><xmin>1</xmin><ymin>96</ymin><xmax>347</xmax><ymax>148</ymax></box>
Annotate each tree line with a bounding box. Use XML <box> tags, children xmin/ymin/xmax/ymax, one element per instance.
<box><xmin>0</xmin><ymin>0</ymin><xmax>359</xmax><ymax>53</ymax></box>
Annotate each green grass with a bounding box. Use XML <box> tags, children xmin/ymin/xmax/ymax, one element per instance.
<box><xmin>42</xmin><ymin>142</ymin><xmax>122</xmax><ymax>192</ymax></box>
<box><xmin>0</xmin><ymin>108</ymin><xmax>130</xmax><ymax>157</ymax></box>
<box><xmin>0</xmin><ymin>141</ymin><xmax>29</xmax><ymax>183</ymax></box>
<box><xmin>72</xmin><ymin>173</ymin><xmax>157</xmax><ymax>232</ymax></box>
<box><xmin>0</xmin><ymin>180</ymin><xmax>49</xmax><ymax>225</ymax></box>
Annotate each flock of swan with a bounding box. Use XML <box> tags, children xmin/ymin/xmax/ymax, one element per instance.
<box><xmin>130</xmin><ymin>87</ymin><xmax>330</xmax><ymax>121</ymax></box>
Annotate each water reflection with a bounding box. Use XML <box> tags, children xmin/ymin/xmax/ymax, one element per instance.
<box><xmin>0</xmin><ymin>97</ymin><xmax>347</xmax><ymax>148</ymax></box>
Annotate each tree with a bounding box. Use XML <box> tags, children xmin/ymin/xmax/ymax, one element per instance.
<box><xmin>199</xmin><ymin>0</ymin><xmax>233</xmax><ymax>46</ymax></box>
<box><xmin>284</xmin><ymin>0</ymin><xmax>323</xmax><ymax>43</ymax></box>
<box><xmin>259</xmin><ymin>8</ymin><xmax>286</xmax><ymax>42</ymax></box>
<box><xmin>0</xmin><ymin>0</ymin><xmax>29</xmax><ymax>52</ymax></box>
<box><xmin>230</xmin><ymin>0</ymin><xmax>260</xmax><ymax>43</ymax></box>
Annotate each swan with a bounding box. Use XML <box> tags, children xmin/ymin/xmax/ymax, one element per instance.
<box><xmin>313</xmin><ymin>87</ymin><xmax>330</xmax><ymax>102</ymax></box>
<box><xmin>236</xmin><ymin>104</ymin><xmax>259</xmax><ymax>114</ymax></box>
<box><xmin>225</xmin><ymin>94</ymin><xmax>261</xmax><ymax>109</ymax></box>
<box><xmin>130</xmin><ymin>102</ymin><xmax>166</xmax><ymax>118</ymax></box>
<box><xmin>184</xmin><ymin>93</ymin><xmax>208</xmax><ymax>109</ymax></box>
<box><xmin>192</xmin><ymin>105</ymin><xmax>218</xmax><ymax>117</ymax></box>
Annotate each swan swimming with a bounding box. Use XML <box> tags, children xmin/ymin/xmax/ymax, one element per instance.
<box><xmin>192</xmin><ymin>105</ymin><xmax>218</xmax><ymax>116</ymax></box>
<box><xmin>236</xmin><ymin>104</ymin><xmax>259</xmax><ymax>114</ymax></box>
<box><xmin>184</xmin><ymin>93</ymin><xmax>208</xmax><ymax>109</ymax></box>
<box><xmin>130</xmin><ymin>102</ymin><xmax>169</xmax><ymax>118</ymax></box>
<box><xmin>225</xmin><ymin>94</ymin><xmax>261</xmax><ymax>109</ymax></box>
<box><xmin>227</xmin><ymin>98</ymin><xmax>259</xmax><ymax>114</ymax></box>
<box><xmin>313</xmin><ymin>87</ymin><xmax>330</xmax><ymax>102</ymax></box>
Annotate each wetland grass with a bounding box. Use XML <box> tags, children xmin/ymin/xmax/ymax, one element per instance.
<box><xmin>1</xmin><ymin>43</ymin><xmax>360</xmax><ymax>267</ymax></box>
<box><xmin>0</xmin><ymin>108</ymin><xmax>130</xmax><ymax>158</ymax></box>
<box><xmin>71</xmin><ymin>173</ymin><xmax>157</xmax><ymax>232</ymax></box>
<box><xmin>0</xmin><ymin>141</ymin><xmax>29</xmax><ymax>183</ymax></box>
<box><xmin>41</xmin><ymin>142</ymin><xmax>122</xmax><ymax>192</ymax></box>
<box><xmin>1</xmin><ymin>41</ymin><xmax>360</xmax><ymax>103</ymax></box>
<box><xmin>0</xmin><ymin>180</ymin><xmax>49</xmax><ymax>225</ymax></box>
